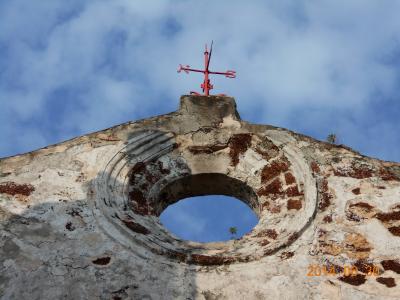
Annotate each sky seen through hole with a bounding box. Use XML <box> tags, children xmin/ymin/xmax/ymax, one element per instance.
<box><xmin>160</xmin><ymin>195</ymin><xmax>258</xmax><ymax>243</ymax></box>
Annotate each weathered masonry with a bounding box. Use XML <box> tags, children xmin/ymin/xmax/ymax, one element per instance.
<box><xmin>1</xmin><ymin>96</ymin><xmax>400</xmax><ymax>299</ymax></box>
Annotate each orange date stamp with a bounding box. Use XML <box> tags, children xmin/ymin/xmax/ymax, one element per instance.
<box><xmin>307</xmin><ymin>264</ymin><xmax>380</xmax><ymax>277</ymax></box>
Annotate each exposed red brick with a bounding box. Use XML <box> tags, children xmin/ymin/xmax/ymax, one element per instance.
<box><xmin>351</xmin><ymin>188</ymin><xmax>361</xmax><ymax>195</ymax></box>
<box><xmin>257</xmin><ymin>178</ymin><xmax>283</xmax><ymax>197</ymax></box>
<box><xmin>349</xmin><ymin>202</ymin><xmax>375</xmax><ymax>211</ymax></box>
<box><xmin>353</xmin><ymin>246</ymin><xmax>372</xmax><ymax>252</ymax></box>
<box><xmin>145</xmin><ymin>172</ymin><xmax>160</xmax><ymax>184</ymax></box>
<box><xmin>97</xmin><ymin>134</ymin><xmax>120</xmax><ymax>142</ymax></box>
<box><xmin>261</xmin><ymin>201</ymin><xmax>270</xmax><ymax>210</ymax></box>
<box><xmin>130</xmin><ymin>160</ymin><xmax>166</xmax><ymax>187</ymax></box>
<box><xmin>258</xmin><ymin>239</ymin><xmax>270</xmax><ymax>246</ymax></box>
<box><xmin>256</xmin><ymin>229</ymin><xmax>278</xmax><ymax>239</ymax></box>
<box><xmin>129</xmin><ymin>189</ymin><xmax>150</xmax><ymax>215</ymax></box>
<box><xmin>261</xmin><ymin>201</ymin><xmax>280</xmax><ymax>213</ymax></box>
<box><xmin>388</xmin><ymin>226</ymin><xmax>400</xmax><ymax>236</ymax></box>
<box><xmin>318</xmin><ymin>192</ymin><xmax>332</xmax><ymax>211</ymax></box>
<box><xmin>92</xmin><ymin>257</ymin><xmax>111</xmax><ymax>265</ymax></box>
<box><xmin>268</xmin><ymin>206</ymin><xmax>281</xmax><ymax>214</ymax></box>
<box><xmin>130</xmin><ymin>162</ymin><xmax>146</xmax><ymax>176</ymax></box>
<box><xmin>334</xmin><ymin>164</ymin><xmax>373</xmax><ymax>179</ymax></box>
<box><xmin>122</xmin><ymin>219</ymin><xmax>150</xmax><ymax>235</ymax></box>
<box><xmin>338</xmin><ymin>274</ymin><xmax>366</xmax><ymax>286</ymax></box>
<box><xmin>310</xmin><ymin>161</ymin><xmax>321</xmax><ymax>174</ymax></box>
<box><xmin>354</xmin><ymin>260</ymin><xmax>375</xmax><ymax>274</ymax></box>
<box><xmin>255</xmin><ymin>147</ymin><xmax>273</xmax><ymax>160</ymax></box>
<box><xmin>379</xmin><ymin>167</ymin><xmax>399</xmax><ymax>181</ymax></box>
<box><xmin>188</xmin><ymin>144</ymin><xmax>228</xmax><ymax>154</ymax></box>
<box><xmin>189</xmin><ymin>254</ymin><xmax>235</xmax><ymax>266</ymax></box>
<box><xmin>228</xmin><ymin>133</ymin><xmax>252</xmax><ymax>166</ymax></box>
<box><xmin>318</xmin><ymin>179</ymin><xmax>333</xmax><ymax>211</ymax></box>
<box><xmin>376</xmin><ymin>277</ymin><xmax>396</xmax><ymax>288</ymax></box>
<box><xmin>381</xmin><ymin>260</ymin><xmax>400</xmax><ymax>274</ymax></box>
<box><xmin>287</xmin><ymin>199</ymin><xmax>302</xmax><ymax>210</ymax></box>
<box><xmin>285</xmin><ymin>186</ymin><xmax>303</xmax><ymax>197</ymax></box>
<box><xmin>352</xmin><ymin>166</ymin><xmax>374</xmax><ymax>179</ymax></box>
<box><xmin>0</xmin><ymin>182</ymin><xmax>35</xmax><ymax>196</ymax></box>
<box><xmin>129</xmin><ymin>189</ymin><xmax>146</xmax><ymax>204</ymax></box>
<box><xmin>375</xmin><ymin>211</ymin><xmax>400</xmax><ymax>222</ymax></box>
<box><xmin>321</xmin><ymin>179</ymin><xmax>329</xmax><ymax>192</ymax></box>
<box><xmin>323</xmin><ymin>215</ymin><xmax>333</xmax><ymax>223</ymax></box>
<box><xmin>129</xmin><ymin>163</ymin><xmax>145</xmax><ymax>185</ymax></box>
<box><xmin>261</xmin><ymin>159</ymin><xmax>290</xmax><ymax>183</ymax></box>
<box><xmin>284</xmin><ymin>172</ymin><xmax>296</xmax><ymax>185</ymax></box>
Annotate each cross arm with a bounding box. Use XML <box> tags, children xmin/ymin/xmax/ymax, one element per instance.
<box><xmin>177</xmin><ymin>64</ymin><xmax>205</xmax><ymax>74</ymax></box>
<box><xmin>209</xmin><ymin>70</ymin><xmax>236</xmax><ymax>78</ymax></box>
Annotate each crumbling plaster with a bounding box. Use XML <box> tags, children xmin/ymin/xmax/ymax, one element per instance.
<box><xmin>0</xmin><ymin>95</ymin><xmax>400</xmax><ymax>299</ymax></box>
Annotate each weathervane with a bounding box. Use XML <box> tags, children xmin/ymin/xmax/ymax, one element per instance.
<box><xmin>178</xmin><ymin>41</ymin><xmax>236</xmax><ymax>96</ymax></box>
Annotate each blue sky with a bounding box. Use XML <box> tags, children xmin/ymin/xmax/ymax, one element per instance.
<box><xmin>160</xmin><ymin>196</ymin><xmax>257</xmax><ymax>242</ymax></box>
<box><xmin>1</xmin><ymin>1</ymin><xmax>400</xmax><ymax>241</ymax></box>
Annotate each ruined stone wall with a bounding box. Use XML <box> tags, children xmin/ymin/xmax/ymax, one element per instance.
<box><xmin>0</xmin><ymin>96</ymin><xmax>400</xmax><ymax>299</ymax></box>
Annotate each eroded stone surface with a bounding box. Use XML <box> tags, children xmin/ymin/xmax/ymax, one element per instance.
<box><xmin>0</xmin><ymin>95</ymin><xmax>400</xmax><ymax>299</ymax></box>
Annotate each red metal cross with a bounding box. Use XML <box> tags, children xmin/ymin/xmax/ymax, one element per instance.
<box><xmin>178</xmin><ymin>41</ymin><xmax>236</xmax><ymax>96</ymax></box>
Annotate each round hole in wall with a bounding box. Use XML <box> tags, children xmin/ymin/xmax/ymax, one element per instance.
<box><xmin>154</xmin><ymin>173</ymin><xmax>260</xmax><ymax>243</ymax></box>
<box><xmin>160</xmin><ymin>195</ymin><xmax>259</xmax><ymax>243</ymax></box>
<box><xmin>97</xmin><ymin>132</ymin><xmax>317</xmax><ymax>264</ymax></box>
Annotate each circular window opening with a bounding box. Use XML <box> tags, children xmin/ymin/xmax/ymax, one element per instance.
<box><xmin>160</xmin><ymin>195</ymin><xmax>259</xmax><ymax>242</ymax></box>
<box><xmin>152</xmin><ymin>173</ymin><xmax>261</xmax><ymax>243</ymax></box>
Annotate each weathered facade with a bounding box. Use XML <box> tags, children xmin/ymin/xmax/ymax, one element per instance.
<box><xmin>1</xmin><ymin>96</ymin><xmax>400</xmax><ymax>299</ymax></box>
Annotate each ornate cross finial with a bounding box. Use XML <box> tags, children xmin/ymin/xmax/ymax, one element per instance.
<box><xmin>178</xmin><ymin>41</ymin><xmax>236</xmax><ymax>96</ymax></box>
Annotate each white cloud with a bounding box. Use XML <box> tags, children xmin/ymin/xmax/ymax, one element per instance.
<box><xmin>1</xmin><ymin>0</ymin><xmax>400</xmax><ymax>161</ymax></box>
